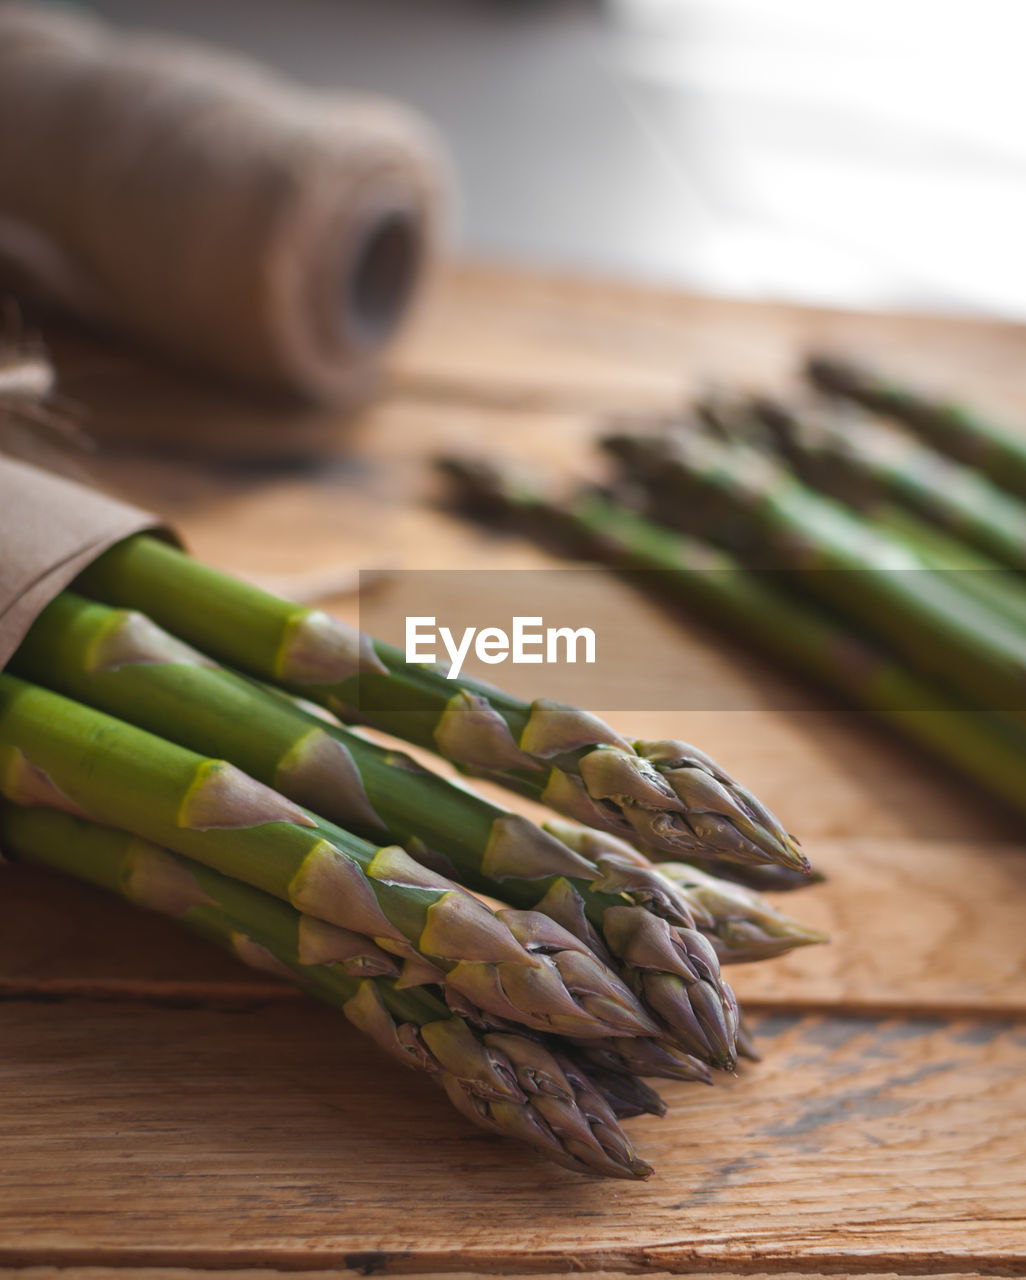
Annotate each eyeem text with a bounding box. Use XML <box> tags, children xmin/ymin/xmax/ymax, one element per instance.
<box><xmin>405</xmin><ymin>616</ymin><xmax>597</xmax><ymax>679</ymax></box>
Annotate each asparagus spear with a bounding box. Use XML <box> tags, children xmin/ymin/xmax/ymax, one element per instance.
<box><xmin>747</xmin><ymin>394</ymin><xmax>1026</xmax><ymax>573</ymax></box>
<box><xmin>14</xmin><ymin>591</ymin><xmax>742</xmax><ymax>1067</ymax></box>
<box><xmin>0</xmin><ymin>803</ymin><xmax>654</xmax><ymax>1179</ymax></box>
<box><xmin>545</xmin><ymin>821</ymin><xmax>826</xmax><ymax>965</ymax></box>
<box><xmin>578</xmin><ymin>1066</ymin><xmax>667</xmax><ymax>1119</ymax></box>
<box><xmin>644</xmin><ymin>861</ymin><xmax>825</xmax><ymax>964</ymax></box>
<box><xmin>75</xmin><ymin>535</ymin><xmax>805</xmax><ymax>876</ymax></box>
<box><xmin>576</xmin><ymin>1035</ymin><xmax>713</xmax><ymax>1085</ymax></box>
<box><xmin>0</xmin><ymin>673</ymin><xmax>658</xmax><ymax>1040</ymax></box>
<box><xmin>806</xmin><ymin>354</ymin><xmax>1026</xmax><ymax>502</ymax></box>
<box><xmin>437</xmin><ymin>456</ymin><xmax>1026</xmax><ymax>820</ymax></box>
<box><xmin>604</xmin><ymin>429</ymin><xmax>1026</xmax><ymax>728</ymax></box>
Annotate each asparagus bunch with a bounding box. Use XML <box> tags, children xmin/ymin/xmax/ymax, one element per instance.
<box><xmin>442</xmin><ymin>347</ymin><xmax>1026</xmax><ymax>829</ymax></box>
<box><xmin>700</xmin><ymin>394</ymin><xmax>1026</xmax><ymax>633</ymax></box>
<box><xmin>75</xmin><ymin>536</ymin><xmax>806</xmax><ymax>876</ymax></box>
<box><xmin>437</xmin><ymin>456</ymin><xmax>1026</xmax><ymax>821</ymax></box>
<box><xmin>13</xmin><ymin>589</ymin><xmax>762</xmax><ymax>1070</ymax></box>
<box><xmin>0</xmin><ymin>672</ymin><xmax>659</xmax><ymax>1041</ymax></box>
<box><xmin>3</xmin><ymin>505</ymin><xmax>826</xmax><ymax>1174</ymax></box>
<box><xmin>807</xmin><ymin>355</ymin><xmax>1026</xmax><ymax>503</ymax></box>
<box><xmin>0</xmin><ymin>803</ymin><xmax>655</xmax><ymax>1179</ymax></box>
<box><xmin>602</xmin><ymin>428</ymin><xmax>1026</xmax><ymax>730</ymax></box>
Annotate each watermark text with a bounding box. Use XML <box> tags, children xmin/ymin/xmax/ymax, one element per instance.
<box><xmin>405</xmin><ymin>616</ymin><xmax>596</xmax><ymax>679</ymax></box>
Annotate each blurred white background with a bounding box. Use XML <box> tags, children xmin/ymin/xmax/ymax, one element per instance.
<box><xmin>86</xmin><ymin>0</ymin><xmax>1026</xmax><ymax>318</ymax></box>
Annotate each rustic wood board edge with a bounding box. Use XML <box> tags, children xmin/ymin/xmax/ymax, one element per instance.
<box><xmin>0</xmin><ymin>1251</ymin><xmax>1023</xmax><ymax>1276</ymax></box>
<box><xmin>1</xmin><ymin>1271</ymin><xmax>1019</xmax><ymax>1280</ymax></box>
<box><xmin>3</xmin><ymin>981</ymin><xmax>1026</xmax><ymax>1022</ymax></box>
<box><xmin>0</xmin><ymin>1270</ymin><xmax>1021</xmax><ymax>1280</ymax></box>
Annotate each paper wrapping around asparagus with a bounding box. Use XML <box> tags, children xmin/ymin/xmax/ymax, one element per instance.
<box><xmin>0</xmin><ymin>455</ymin><xmax>170</xmax><ymax>669</ymax></box>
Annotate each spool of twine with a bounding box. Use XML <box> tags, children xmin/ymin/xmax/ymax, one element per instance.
<box><xmin>0</xmin><ymin>3</ymin><xmax>447</xmax><ymax>405</ymax></box>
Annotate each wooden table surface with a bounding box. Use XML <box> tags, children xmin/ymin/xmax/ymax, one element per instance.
<box><xmin>3</xmin><ymin>264</ymin><xmax>1026</xmax><ymax>1278</ymax></box>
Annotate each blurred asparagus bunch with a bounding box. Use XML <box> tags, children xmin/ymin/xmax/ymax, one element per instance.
<box><xmin>439</xmin><ymin>354</ymin><xmax>1026</xmax><ymax>826</ymax></box>
<box><xmin>0</xmin><ymin>535</ymin><xmax>823</xmax><ymax>1179</ymax></box>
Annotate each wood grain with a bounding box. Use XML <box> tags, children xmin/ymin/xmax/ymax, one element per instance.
<box><xmin>729</xmin><ymin>836</ymin><xmax>1026</xmax><ymax>1015</ymax></box>
<box><xmin>5</xmin><ymin>263</ymin><xmax>1026</xmax><ymax>1275</ymax></box>
<box><xmin>1</xmin><ymin>1004</ymin><xmax>1024</xmax><ymax>1273</ymax></box>
<box><xmin>0</xmin><ymin>1274</ymin><xmax>1001</xmax><ymax>1280</ymax></box>
<box><xmin>0</xmin><ymin>1273</ymin><xmax>1002</xmax><ymax>1280</ymax></box>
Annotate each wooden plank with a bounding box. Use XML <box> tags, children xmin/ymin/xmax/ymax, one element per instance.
<box><xmin>0</xmin><ymin>1004</ymin><xmax>1023</xmax><ymax>1273</ymax></box>
<box><xmin>59</xmin><ymin>263</ymin><xmax>1026</xmax><ymax>455</ymax></box>
<box><xmin>0</xmin><ymin>1272</ymin><xmax>1000</xmax><ymax>1280</ymax></box>
<box><xmin>8</xmin><ymin>264</ymin><xmax>1026</xmax><ymax>1272</ymax></box>
<box><xmin>395</xmin><ymin>264</ymin><xmax>1026</xmax><ymax>418</ymax></box>
<box><xmin>728</xmin><ymin>836</ymin><xmax>1026</xmax><ymax>1015</ymax></box>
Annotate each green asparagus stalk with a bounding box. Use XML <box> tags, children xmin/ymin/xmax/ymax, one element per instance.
<box><xmin>706</xmin><ymin>396</ymin><xmax>1026</xmax><ymax>632</ymax></box>
<box><xmin>0</xmin><ymin>673</ymin><xmax>659</xmax><ymax>1041</ymax></box>
<box><xmin>544</xmin><ymin>821</ymin><xmax>826</xmax><ymax>964</ymax></box>
<box><xmin>870</xmin><ymin>508</ymin><xmax>1026</xmax><ymax>635</ymax></box>
<box><xmin>747</xmin><ymin>394</ymin><xmax>1026</xmax><ymax>573</ymax></box>
<box><xmin>13</xmin><ymin>591</ymin><xmax>743</xmax><ymax>1068</ymax></box>
<box><xmin>0</xmin><ymin>803</ymin><xmax>654</xmax><ymax>1179</ymax></box>
<box><xmin>437</xmin><ymin>456</ymin><xmax>1026</xmax><ymax>820</ymax></box>
<box><xmin>75</xmin><ymin>535</ymin><xmax>806</xmax><ymax>876</ymax></box>
<box><xmin>603</xmin><ymin>429</ymin><xmax>1026</xmax><ymax>728</ymax></box>
<box><xmin>806</xmin><ymin>354</ymin><xmax>1026</xmax><ymax>502</ymax></box>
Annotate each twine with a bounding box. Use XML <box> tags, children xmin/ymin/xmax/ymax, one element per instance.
<box><xmin>0</xmin><ymin>4</ymin><xmax>447</xmax><ymax>403</ymax></box>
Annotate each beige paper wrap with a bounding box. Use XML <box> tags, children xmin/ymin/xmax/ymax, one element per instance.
<box><xmin>0</xmin><ymin>455</ymin><xmax>171</xmax><ymax>669</ymax></box>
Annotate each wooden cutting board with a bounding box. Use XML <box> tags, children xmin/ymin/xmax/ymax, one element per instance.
<box><xmin>2</xmin><ymin>263</ymin><xmax>1025</xmax><ymax>1278</ymax></box>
